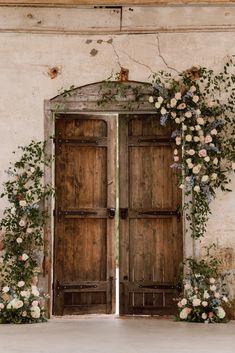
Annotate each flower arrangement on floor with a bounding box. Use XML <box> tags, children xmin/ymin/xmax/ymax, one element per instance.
<box><xmin>148</xmin><ymin>61</ymin><xmax>235</xmax><ymax>238</ymax></box>
<box><xmin>0</xmin><ymin>141</ymin><xmax>53</xmax><ymax>324</ymax></box>
<box><xmin>176</xmin><ymin>247</ymin><xmax>229</xmax><ymax>323</ymax></box>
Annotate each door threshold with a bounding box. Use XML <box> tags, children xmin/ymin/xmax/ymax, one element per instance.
<box><xmin>51</xmin><ymin>314</ymin><xmax>119</xmax><ymax>320</ymax></box>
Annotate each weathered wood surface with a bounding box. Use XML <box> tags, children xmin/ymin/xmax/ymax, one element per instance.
<box><xmin>119</xmin><ymin>114</ymin><xmax>183</xmax><ymax>315</ymax></box>
<box><xmin>54</xmin><ymin>114</ymin><xmax>116</xmax><ymax>315</ymax></box>
<box><xmin>0</xmin><ymin>7</ymin><xmax>120</xmax><ymax>33</ymax></box>
<box><xmin>0</xmin><ymin>1</ymin><xmax>234</xmax><ymax>5</ymax></box>
<box><xmin>1</xmin><ymin>4</ymin><xmax>235</xmax><ymax>33</ymax></box>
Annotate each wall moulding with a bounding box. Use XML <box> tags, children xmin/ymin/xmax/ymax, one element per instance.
<box><xmin>1</xmin><ymin>5</ymin><xmax>235</xmax><ymax>34</ymax></box>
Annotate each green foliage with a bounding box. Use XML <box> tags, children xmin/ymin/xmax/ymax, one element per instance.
<box><xmin>150</xmin><ymin>61</ymin><xmax>235</xmax><ymax>238</ymax></box>
<box><xmin>0</xmin><ymin>141</ymin><xmax>53</xmax><ymax>324</ymax></box>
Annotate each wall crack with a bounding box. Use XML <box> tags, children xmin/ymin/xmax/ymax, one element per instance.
<box><xmin>156</xmin><ymin>33</ymin><xmax>179</xmax><ymax>74</ymax></box>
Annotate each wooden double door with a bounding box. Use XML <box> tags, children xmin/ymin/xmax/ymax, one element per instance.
<box><xmin>53</xmin><ymin>113</ymin><xmax>182</xmax><ymax>315</ymax></box>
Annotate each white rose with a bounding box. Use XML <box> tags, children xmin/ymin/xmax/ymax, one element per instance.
<box><xmin>190</xmin><ymin>126</ymin><xmax>195</xmax><ymax>131</ymax></box>
<box><xmin>181</xmin><ymin>298</ymin><xmax>187</xmax><ymax>306</ymax></box>
<box><xmin>170</xmin><ymin>98</ymin><xmax>177</xmax><ymax>107</ymax></box>
<box><xmin>174</xmin><ymin>156</ymin><xmax>179</xmax><ymax>162</ymax></box>
<box><xmin>186</xmin><ymin>158</ymin><xmax>192</xmax><ymax>164</ymax></box>
<box><xmin>192</xmin><ymin>298</ymin><xmax>201</xmax><ymax>306</ymax></box>
<box><xmin>19</xmin><ymin>200</ymin><xmax>27</xmax><ymax>207</ymax></box>
<box><xmin>194</xmin><ymin>185</ymin><xmax>200</xmax><ymax>193</ymax></box>
<box><xmin>188</xmin><ymin>149</ymin><xmax>195</xmax><ymax>156</ymax></box>
<box><xmin>192</xmin><ymin>166</ymin><xmax>200</xmax><ymax>174</ymax></box>
<box><xmin>171</xmin><ymin>112</ymin><xmax>177</xmax><ymax>118</ymax></box>
<box><xmin>175</xmin><ymin>118</ymin><xmax>181</xmax><ymax>124</ymax></box>
<box><xmin>202</xmin><ymin>301</ymin><xmax>208</xmax><ymax>307</ymax></box>
<box><xmin>148</xmin><ymin>96</ymin><xmax>154</xmax><ymax>103</ymax></box>
<box><xmin>179</xmin><ymin>184</ymin><xmax>184</xmax><ymax>189</ymax></box>
<box><xmin>22</xmin><ymin>311</ymin><xmax>27</xmax><ymax>317</ymax></box>
<box><xmin>210</xmin><ymin>285</ymin><xmax>216</xmax><ymax>291</ymax></box>
<box><xmin>2</xmin><ymin>286</ymin><xmax>10</xmax><ymax>293</ymax></box>
<box><xmin>185</xmin><ymin>135</ymin><xmax>192</xmax><ymax>142</ymax></box>
<box><xmin>195</xmin><ymin>125</ymin><xmax>201</xmax><ymax>131</ymax></box>
<box><xmin>204</xmin><ymin>156</ymin><xmax>210</xmax><ymax>162</ymax></box>
<box><xmin>222</xmin><ymin>296</ymin><xmax>228</xmax><ymax>303</ymax></box>
<box><xmin>188</xmin><ymin>163</ymin><xmax>194</xmax><ymax>169</ymax></box>
<box><xmin>31</xmin><ymin>286</ymin><xmax>40</xmax><ymax>297</ymax></box>
<box><xmin>192</xmin><ymin>95</ymin><xmax>199</xmax><ymax>103</ymax></box>
<box><xmin>185</xmin><ymin>111</ymin><xmax>192</xmax><ymax>118</ymax></box>
<box><xmin>203</xmin><ymin>291</ymin><xmax>210</xmax><ymax>299</ymax></box>
<box><xmin>175</xmin><ymin>92</ymin><xmax>182</xmax><ymax>100</ymax></box>
<box><xmin>16</xmin><ymin>237</ymin><xmax>23</xmax><ymax>244</ymax></box>
<box><xmin>6</xmin><ymin>303</ymin><xmax>12</xmax><ymax>309</ymax></box>
<box><xmin>202</xmin><ymin>313</ymin><xmax>207</xmax><ymax>320</ymax></box>
<box><xmin>30</xmin><ymin>167</ymin><xmax>35</xmax><ymax>173</ymax></box>
<box><xmin>190</xmin><ymin>86</ymin><xmax>196</xmax><ymax>92</ymax></box>
<box><xmin>213</xmin><ymin>158</ymin><xmax>219</xmax><ymax>165</ymax></box>
<box><xmin>217</xmin><ymin>307</ymin><xmax>226</xmax><ymax>319</ymax></box>
<box><xmin>32</xmin><ymin>300</ymin><xmax>39</xmax><ymax>307</ymax></box>
<box><xmin>161</xmin><ymin>107</ymin><xmax>167</xmax><ymax>115</ymax></box>
<box><xmin>22</xmin><ymin>253</ymin><xmax>29</xmax><ymax>261</ymax></box>
<box><xmin>192</xmin><ymin>136</ymin><xmax>199</xmax><ymax>143</ymax></box>
<box><xmin>211</xmin><ymin>129</ymin><xmax>217</xmax><ymax>135</ymax></box>
<box><xmin>19</xmin><ymin>219</ymin><xmax>26</xmax><ymax>227</ymax></box>
<box><xmin>182</xmin><ymin>124</ymin><xmax>187</xmax><ymax>131</ymax></box>
<box><xmin>201</xmin><ymin>175</ymin><xmax>209</xmax><ymax>183</ymax></box>
<box><xmin>176</xmin><ymin>137</ymin><xmax>181</xmax><ymax>146</ymax></box>
<box><xmin>214</xmin><ymin>292</ymin><xmax>220</xmax><ymax>299</ymax></box>
<box><xmin>26</xmin><ymin>228</ymin><xmax>33</xmax><ymax>234</ymax></box>
<box><xmin>209</xmin><ymin>278</ymin><xmax>216</xmax><ymax>284</ymax></box>
<box><xmin>197</xmin><ymin>117</ymin><xmax>204</xmax><ymax>125</ymax></box>
<box><xmin>13</xmin><ymin>299</ymin><xmax>24</xmax><ymax>309</ymax></box>
<box><xmin>205</xmin><ymin>135</ymin><xmax>213</xmax><ymax>144</ymax></box>
<box><xmin>174</xmin><ymin>149</ymin><xmax>178</xmax><ymax>155</ymax></box>
<box><xmin>179</xmin><ymin>308</ymin><xmax>189</xmax><ymax>320</ymax></box>
<box><xmin>158</xmin><ymin>96</ymin><xmax>164</xmax><ymax>104</ymax></box>
<box><xmin>155</xmin><ymin>102</ymin><xmax>161</xmax><ymax>109</ymax></box>
<box><xmin>195</xmin><ymin>109</ymin><xmax>201</xmax><ymax>115</ymax></box>
<box><xmin>31</xmin><ymin>306</ymin><xmax>41</xmax><ymax>319</ymax></box>
<box><xmin>211</xmin><ymin>173</ymin><xmax>217</xmax><ymax>180</ymax></box>
<box><xmin>17</xmin><ymin>281</ymin><xmax>25</xmax><ymax>288</ymax></box>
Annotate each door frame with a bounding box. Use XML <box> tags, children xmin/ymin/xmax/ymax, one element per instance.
<box><xmin>44</xmin><ymin>81</ymin><xmax>188</xmax><ymax>317</ymax></box>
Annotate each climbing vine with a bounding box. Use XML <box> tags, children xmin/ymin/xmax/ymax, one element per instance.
<box><xmin>0</xmin><ymin>141</ymin><xmax>53</xmax><ymax>323</ymax></box>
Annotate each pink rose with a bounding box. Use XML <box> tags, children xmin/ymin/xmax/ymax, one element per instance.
<box><xmin>205</xmin><ymin>135</ymin><xmax>212</xmax><ymax>143</ymax></box>
<box><xmin>198</xmin><ymin>149</ymin><xmax>207</xmax><ymax>157</ymax></box>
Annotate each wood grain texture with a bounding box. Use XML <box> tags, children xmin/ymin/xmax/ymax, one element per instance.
<box><xmin>54</xmin><ymin>114</ymin><xmax>116</xmax><ymax>315</ymax></box>
<box><xmin>119</xmin><ymin>114</ymin><xmax>183</xmax><ymax>315</ymax></box>
<box><xmin>0</xmin><ymin>1</ymin><xmax>233</xmax><ymax>5</ymax></box>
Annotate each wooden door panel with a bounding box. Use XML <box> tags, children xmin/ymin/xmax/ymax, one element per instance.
<box><xmin>119</xmin><ymin>114</ymin><xmax>183</xmax><ymax>315</ymax></box>
<box><xmin>54</xmin><ymin>114</ymin><xmax>116</xmax><ymax>315</ymax></box>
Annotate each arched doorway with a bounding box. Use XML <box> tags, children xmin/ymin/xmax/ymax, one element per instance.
<box><xmin>44</xmin><ymin>81</ymin><xmax>183</xmax><ymax>316</ymax></box>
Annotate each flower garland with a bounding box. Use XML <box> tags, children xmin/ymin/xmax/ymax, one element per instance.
<box><xmin>149</xmin><ymin>61</ymin><xmax>235</xmax><ymax>238</ymax></box>
<box><xmin>176</xmin><ymin>248</ymin><xmax>229</xmax><ymax>323</ymax></box>
<box><xmin>0</xmin><ymin>141</ymin><xmax>53</xmax><ymax>324</ymax></box>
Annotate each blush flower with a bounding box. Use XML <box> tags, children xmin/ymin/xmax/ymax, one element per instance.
<box><xmin>199</xmin><ymin>149</ymin><xmax>207</xmax><ymax>157</ymax></box>
<box><xmin>205</xmin><ymin>135</ymin><xmax>212</xmax><ymax>143</ymax></box>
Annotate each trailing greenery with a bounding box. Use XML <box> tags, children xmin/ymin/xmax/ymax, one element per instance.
<box><xmin>0</xmin><ymin>141</ymin><xmax>53</xmax><ymax>324</ymax></box>
<box><xmin>149</xmin><ymin>61</ymin><xmax>235</xmax><ymax>238</ymax></box>
<box><xmin>176</xmin><ymin>245</ymin><xmax>230</xmax><ymax>323</ymax></box>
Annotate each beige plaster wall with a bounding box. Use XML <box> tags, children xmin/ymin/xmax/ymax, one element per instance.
<box><xmin>0</xmin><ymin>5</ymin><xmax>235</xmax><ymax>295</ymax></box>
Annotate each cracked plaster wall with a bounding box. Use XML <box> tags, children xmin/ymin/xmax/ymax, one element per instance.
<box><xmin>0</xmin><ymin>8</ymin><xmax>235</xmax><ymax>290</ymax></box>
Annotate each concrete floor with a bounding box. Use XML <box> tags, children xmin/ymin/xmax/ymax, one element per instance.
<box><xmin>0</xmin><ymin>316</ymin><xmax>235</xmax><ymax>353</ymax></box>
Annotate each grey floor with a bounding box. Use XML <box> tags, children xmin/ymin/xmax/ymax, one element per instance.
<box><xmin>0</xmin><ymin>317</ymin><xmax>235</xmax><ymax>353</ymax></box>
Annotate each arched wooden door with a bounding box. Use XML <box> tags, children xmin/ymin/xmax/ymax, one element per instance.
<box><xmin>48</xmin><ymin>81</ymin><xmax>182</xmax><ymax>316</ymax></box>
